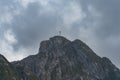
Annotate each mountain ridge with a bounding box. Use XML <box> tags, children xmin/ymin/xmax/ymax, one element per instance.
<box><xmin>0</xmin><ymin>36</ymin><xmax>120</xmax><ymax>80</ymax></box>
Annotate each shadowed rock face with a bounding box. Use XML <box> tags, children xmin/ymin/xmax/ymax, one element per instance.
<box><xmin>1</xmin><ymin>36</ymin><xmax>120</xmax><ymax>80</ymax></box>
<box><xmin>0</xmin><ymin>54</ymin><xmax>20</xmax><ymax>80</ymax></box>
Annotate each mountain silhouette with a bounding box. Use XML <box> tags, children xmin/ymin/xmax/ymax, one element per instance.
<box><xmin>0</xmin><ymin>36</ymin><xmax>120</xmax><ymax>80</ymax></box>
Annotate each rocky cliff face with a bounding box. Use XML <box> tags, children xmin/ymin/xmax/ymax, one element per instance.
<box><xmin>0</xmin><ymin>54</ymin><xmax>20</xmax><ymax>80</ymax></box>
<box><xmin>0</xmin><ymin>36</ymin><xmax>120</xmax><ymax>80</ymax></box>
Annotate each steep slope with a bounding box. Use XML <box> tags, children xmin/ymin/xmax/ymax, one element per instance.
<box><xmin>0</xmin><ymin>54</ymin><xmax>20</xmax><ymax>80</ymax></box>
<box><xmin>12</xmin><ymin>36</ymin><xmax>120</xmax><ymax>80</ymax></box>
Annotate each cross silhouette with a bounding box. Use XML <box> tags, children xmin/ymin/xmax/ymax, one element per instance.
<box><xmin>59</xmin><ymin>31</ymin><xmax>61</xmax><ymax>36</ymax></box>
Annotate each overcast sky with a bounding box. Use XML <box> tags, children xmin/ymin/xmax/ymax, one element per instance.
<box><xmin>0</xmin><ymin>0</ymin><xmax>120</xmax><ymax>68</ymax></box>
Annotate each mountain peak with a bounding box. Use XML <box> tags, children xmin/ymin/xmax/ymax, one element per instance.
<box><xmin>0</xmin><ymin>54</ymin><xmax>8</xmax><ymax>63</ymax></box>
<box><xmin>10</xmin><ymin>36</ymin><xmax>120</xmax><ymax>80</ymax></box>
<box><xmin>50</xmin><ymin>36</ymin><xmax>67</xmax><ymax>39</ymax></box>
<box><xmin>39</xmin><ymin>36</ymin><xmax>71</xmax><ymax>53</ymax></box>
<box><xmin>49</xmin><ymin>36</ymin><xmax>70</xmax><ymax>43</ymax></box>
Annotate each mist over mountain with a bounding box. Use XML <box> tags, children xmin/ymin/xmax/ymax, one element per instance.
<box><xmin>0</xmin><ymin>36</ymin><xmax>120</xmax><ymax>80</ymax></box>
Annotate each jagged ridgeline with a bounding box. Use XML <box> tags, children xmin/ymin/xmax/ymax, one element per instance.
<box><xmin>0</xmin><ymin>36</ymin><xmax>120</xmax><ymax>80</ymax></box>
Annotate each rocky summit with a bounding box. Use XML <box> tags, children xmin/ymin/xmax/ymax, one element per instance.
<box><xmin>0</xmin><ymin>36</ymin><xmax>120</xmax><ymax>80</ymax></box>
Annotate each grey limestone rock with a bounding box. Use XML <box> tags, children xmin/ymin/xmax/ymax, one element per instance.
<box><xmin>1</xmin><ymin>36</ymin><xmax>120</xmax><ymax>80</ymax></box>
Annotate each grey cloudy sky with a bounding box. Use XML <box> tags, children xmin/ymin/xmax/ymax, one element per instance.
<box><xmin>0</xmin><ymin>0</ymin><xmax>120</xmax><ymax>68</ymax></box>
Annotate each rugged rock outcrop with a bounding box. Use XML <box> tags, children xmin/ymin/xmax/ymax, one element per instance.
<box><xmin>12</xmin><ymin>36</ymin><xmax>120</xmax><ymax>80</ymax></box>
<box><xmin>0</xmin><ymin>36</ymin><xmax>120</xmax><ymax>80</ymax></box>
<box><xmin>0</xmin><ymin>54</ymin><xmax>20</xmax><ymax>80</ymax></box>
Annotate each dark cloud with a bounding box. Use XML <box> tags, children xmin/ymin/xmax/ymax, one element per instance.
<box><xmin>3</xmin><ymin>1</ymin><xmax>62</xmax><ymax>50</ymax></box>
<box><xmin>78</xmin><ymin>0</ymin><xmax>120</xmax><ymax>67</ymax></box>
<box><xmin>78</xmin><ymin>0</ymin><xmax>120</xmax><ymax>38</ymax></box>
